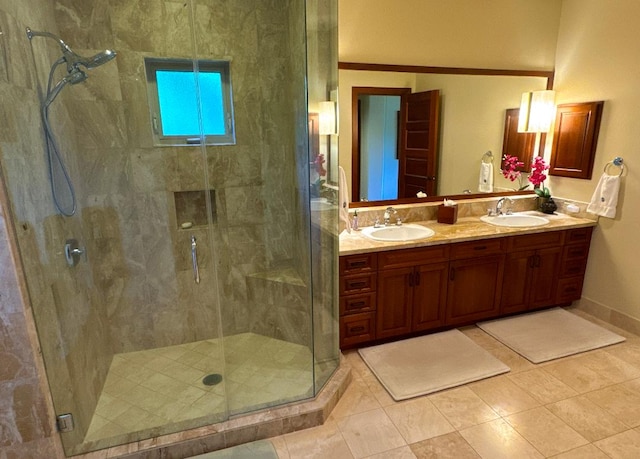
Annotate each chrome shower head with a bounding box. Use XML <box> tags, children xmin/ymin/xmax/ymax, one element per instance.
<box><xmin>26</xmin><ymin>27</ymin><xmax>117</xmax><ymax>73</ymax></box>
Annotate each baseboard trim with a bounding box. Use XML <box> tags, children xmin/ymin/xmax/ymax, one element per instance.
<box><xmin>574</xmin><ymin>297</ymin><xmax>640</xmax><ymax>337</ymax></box>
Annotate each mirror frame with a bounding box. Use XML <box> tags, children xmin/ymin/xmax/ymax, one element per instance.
<box><xmin>340</xmin><ymin>62</ymin><xmax>555</xmax><ymax>208</ymax></box>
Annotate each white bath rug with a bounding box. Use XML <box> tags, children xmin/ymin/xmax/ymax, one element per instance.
<box><xmin>477</xmin><ymin>307</ymin><xmax>626</xmax><ymax>363</ymax></box>
<box><xmin>358</xmin><ymin>329</ymin><xmax>509</xmax><ymax>401</ymax></box>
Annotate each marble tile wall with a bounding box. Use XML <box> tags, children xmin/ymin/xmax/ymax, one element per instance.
<box><xmin>0</xmin><ymin>0</ymin><xmax>115</xmax><ymax>449</ymax></box>
<box><xmin>0</xmin><ymin>162</ymin><xmax>63</xmax><ymax>456</ymax></box>
<box><xmin>51</xmin><ymin>0</ymin><xmax>315</xmax><ymax>350</ymax></box>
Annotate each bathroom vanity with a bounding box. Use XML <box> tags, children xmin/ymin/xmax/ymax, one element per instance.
<box><xmin>339</xmin><ymin>214</ymin><xmax>595</xmax><ymax>349</ymax></box>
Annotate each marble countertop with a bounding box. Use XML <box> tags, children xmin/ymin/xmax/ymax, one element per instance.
<box><xmin>339</xmin><ymin>211</ymin><xmax>597</xmax><ymax>256</ymax></box>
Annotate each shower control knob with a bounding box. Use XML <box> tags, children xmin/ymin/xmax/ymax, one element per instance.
<box><xmin>64</xmin><ymin>239</ymin><xmax>86</xmax><ymax>267</ymax></box>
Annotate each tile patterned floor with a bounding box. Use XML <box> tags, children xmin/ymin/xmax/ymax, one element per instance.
<box><xmin>269</xmin><ymin>310</ymin><xmax>640</xmax><ymax>458</ymax></box>
<box><xmin>85</xmin><ymin>333</ymin><xmax>314</xmax><ymax>443</ymax></box>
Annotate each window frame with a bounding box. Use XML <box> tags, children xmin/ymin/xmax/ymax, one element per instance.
<box><xmin>144</xmin><ymin>57</ymin><xmax>236</xmax><ymax>146</ymax></box>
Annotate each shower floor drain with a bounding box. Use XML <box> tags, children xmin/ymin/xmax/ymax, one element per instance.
<box><xmin>202</xmin><ymin>373</ymin><xmax>223</xmax><ymax>386</ymax></box>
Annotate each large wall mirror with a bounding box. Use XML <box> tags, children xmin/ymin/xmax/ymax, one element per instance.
<box><xmin>339</xmin><ymin>62</ymin><xmax>554</xmax><ymax>207</ymax></box>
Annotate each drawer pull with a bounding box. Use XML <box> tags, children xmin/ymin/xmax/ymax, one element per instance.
<box><xmin>473</xmin><ymin>245</ymin><xmax>487</xmax><ymax>251</ymax></box>
<box><xmin>349</xmin><ymin>301</ymin><xmax>366</xmax><ymax>308</ymax></box>
<box><xmin>349</xmin><ymin>260</ymin><xmax>367</xmax><ymax>268</ymax></box>
<box><xmin>349</xmin><ymin>326</ymin><xmax>366</xmax><ymax>333</ymax></box>
<box><xmin>348</xmin><ymin>281</ymin><xmax>367</xmax><ymax>289</ymax></box>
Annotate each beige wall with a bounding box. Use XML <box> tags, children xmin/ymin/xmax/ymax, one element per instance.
<box><xmin>339</xmin><ymin>0</ymin><xmax>561</xmax><ymax>70</ymax></box>
<box><xmin>551</xmin><ymin>0</ymin><xmax>640</xmax><ymax>322</ymax></box>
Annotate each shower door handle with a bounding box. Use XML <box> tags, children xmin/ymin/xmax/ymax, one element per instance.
<box><xmin>191</xmin><ymin>236</ymin><xmax>200</xmax><ymax>284</ymax></box>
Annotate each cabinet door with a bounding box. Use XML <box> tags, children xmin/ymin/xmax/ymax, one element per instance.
<box><xmin>530</xmin><ymin>246</ymin><xmax>562</xmax><ymax>308</ymax></box>
<box><xmin>501</xmin><ymin>250</ymin><xmax>535</xmax><ymax>315</ymax></box>
<box><xmin>446</xmin><ymin>255</ymin><xmax>504</xmax><ymax>326</ymax></box>
<box><xmin>377</xmin><ymin>267</ymin><xmax>413</xmax><ymax>339</ymax></box>
<box><xmin>412</xmin><ymin>262</ymin><xmax>448</xmax><ymax>332</ymax></box>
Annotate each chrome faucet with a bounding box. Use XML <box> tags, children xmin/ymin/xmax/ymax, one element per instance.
<box><xmin>383</xmin><ymin>206</ymin><xmax>402</xmax><ymax>226</ymax></box>
<box><xmin>494</xmin><ymin>197</ymin><xmax>514</xmax><ymax>216</ymax></box>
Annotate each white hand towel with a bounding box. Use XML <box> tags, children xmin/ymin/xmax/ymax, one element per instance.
<box><xmin>587</xmin><ymin>173</ymin><xmax>620</xmax><ymax>218</ymax></box>
<box><xmin>478</xmin><ymin>162</ymin><xmax>494</xmax><ymax>192</ymax></box>
<box><xmin>338</xmin><ymin>166</ymin><xmax>352</xmax><ymax>232</ymax></box>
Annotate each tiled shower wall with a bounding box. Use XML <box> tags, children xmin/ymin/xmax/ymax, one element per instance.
<box><xmin>1</xmin><ymin>0</ymin><xmax>316</xmax><ymax>453</ymax></box>
<box><xmin>51</xmin><ymin>0</ymin><xmax>309</xmax><ymax>351</ymax></box>
<box><xmin>0</xmin><ymin>0</ymin><xmax>113</xmax><ymax>447</ymax></box>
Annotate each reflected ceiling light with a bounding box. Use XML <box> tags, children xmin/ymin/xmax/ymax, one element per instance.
<box><xmin>518</xmin><ymin>90</ymin><xmax>556</xmax><ymax>133</ymax></box>
<box><xmin>318</xmin><ymin>101</ymin><xmax>337</xmax><ymax>135</ymax></box>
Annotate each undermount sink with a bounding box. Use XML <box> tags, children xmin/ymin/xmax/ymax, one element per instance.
<box><xmin>480</xmin><ymin>213</ymin><xmax>550</xmax><ymax>228</ymax></box>
<box><xmin>361</xmin><ymin>223</ymin><xmax>435</xmax><ymax>242</ymax></box>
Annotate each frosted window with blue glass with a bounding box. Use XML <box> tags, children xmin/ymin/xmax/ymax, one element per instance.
<box><xmin>145</xmin><ymin>58</ymin><xmax>235</xmax><ymax>146</ymax></box>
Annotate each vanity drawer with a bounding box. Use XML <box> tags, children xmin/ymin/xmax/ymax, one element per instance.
<box><xmin>378</xmin><ymin>244</ymin><xmax>449</xmax><ymax>269</ymax></box>
<box><xmin>340</xmin><ymin>313</ymin><xmax>376</xmax><ymax>348</ymax></box>
<box><xmin>340</xmin><ymin>292</ymin><xmax>376</xmax><ymax>316</ymax></box>
<box><xmin>559</xmin><ymin>258</ymin><xmax>588</xmax><ymax>278</ymax></box>
<box><xmin>340</xmin><ymin>273</ymin><xmax>377</xmax><ymax>295</ymax></box>
<box><xmin>450</xmin><ymin>238</ymin><xmax>504</xmax><ymax>260</ymax></box>
<box><xmin>507</xmin><ymin>231</ymin><xmax>565</xmax><ymax>251</ymax></box>
<box><xmin>565</xmin><ymin>227</ymin><xmax>593</xmax><ymax>245</ymax></box>
<box><xmin>340</xmin><ymin>253</ymin><xmax>377</xmax><ymax>275</ymax></box>
<box><xmin>563</xmin><ymin>243</ymin><xmax>590</xmax><ymax>261</ymax></box>
<box><xmin>556</xmin><ymin>277</ymin><xmax>584</xmax><ymax>303</ymax></box>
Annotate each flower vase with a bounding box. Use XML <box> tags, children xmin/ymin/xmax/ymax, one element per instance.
<box><xmin>538</xmin><ymin>196</ymin><xmax>557</xmax><ymax>214</ymax></box>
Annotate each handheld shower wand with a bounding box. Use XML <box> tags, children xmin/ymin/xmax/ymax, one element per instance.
<box><xmin>26</xmin><ymin>26</ymin><xmax>117</xmax><ymax>217</ymax></box>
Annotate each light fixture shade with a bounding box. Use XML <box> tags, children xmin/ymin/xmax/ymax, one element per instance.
<box><xmin>518</xmin><ymin>90</ymin><xmax>556</xmax><ymax>133</ymax></box>
<box><xmin>318</xmin><ymin>101</ymin><xmax>336</xmax><ymax>135</ymax></box>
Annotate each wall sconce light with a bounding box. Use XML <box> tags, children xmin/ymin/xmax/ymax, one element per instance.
<box><xmin>318</xmin><ymin>101</ymin><xmax>337</xmax><ymax>135</ymax></box>
<box><xmin>518</xmin><ymin>90</ymin><xmax>556</xmax><ymax>133</ymax></box>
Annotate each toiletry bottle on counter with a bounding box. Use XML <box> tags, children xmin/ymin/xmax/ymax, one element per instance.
<box><xmin>352</xmin><ymin>210</ymin><xmax>359</xmax><ymax>230</ymax></box>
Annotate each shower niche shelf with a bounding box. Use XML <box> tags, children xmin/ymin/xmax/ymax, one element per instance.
<box><xmin>174</xmin><ymin>189</ymin><xmax>217</xmax><ymax>229</ymax></box>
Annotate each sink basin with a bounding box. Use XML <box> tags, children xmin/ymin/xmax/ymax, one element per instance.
<box><xmin>361</xmin><ymin>223</ymin><xmax>435</xmax><ymax>242</ymax></box>
<box><xmin>480</xmin><ymin>213</ymin><xmax>550</xmax><ymax>228</ymax></box>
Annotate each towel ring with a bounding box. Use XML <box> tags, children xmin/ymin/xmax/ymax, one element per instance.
<box><xmin>604</xmin><ymin>157</ymin><xmax>625</xmax><ymax>176</ymax></box>
<box><xmin>482</xmin><ymin>151</ymin><xmax>493</xmax><ymax>164</ymax></box>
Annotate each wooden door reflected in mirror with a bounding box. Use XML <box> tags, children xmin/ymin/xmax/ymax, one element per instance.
<box><xmin>352</xmin><ymin>87</ymin><xmax>440</xmax><ymax>202</ymax></box>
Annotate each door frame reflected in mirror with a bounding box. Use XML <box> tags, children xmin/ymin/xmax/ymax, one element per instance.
<box><xmin>352</xmin><ymin>87</ymin><xmax>410</xmax><ymax>202</ymax></box>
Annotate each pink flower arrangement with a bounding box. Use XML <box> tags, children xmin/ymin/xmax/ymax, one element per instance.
<box><xmin>501</xmin><ymin>154</ymin><xmax>528</xmax><ymax>190</ymax></box>
<box><xmin>502</xmin><ymin>154</ymin><xmax>524</xmax><ymax>181</ymax></box>
<box><xmin>529</xmin><ymin>156</ymin><xmax>551</xmax><ymax>197</ymax></box>
<box><xmin>501</xmin><ymin>155</ymin><xmax>551</xmax><ymax>196</ymax></box>
<box><xmin>313</xmin><ymin>153</ymin><xmax>327</xmax><ymax>177</ymax></box>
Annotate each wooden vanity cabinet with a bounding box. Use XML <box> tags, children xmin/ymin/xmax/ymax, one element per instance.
<box><xmin>501</xmin><ymin>231</ymin><xmax>564</xmax><ymax>314</ymax></box>
<box><xmin>339</xmin><ymin>226</ymin><xmax>593</xmax><ymax>349</ymax></box>
<box><xmin>376</xmin><ymin>245</ymin><xmax>449</xmax><ymax>339</ymax></box>
<box><xmin>445</xmin><ymin>239</ymin><xmax>505</xmax><ymax>326</ymax></box>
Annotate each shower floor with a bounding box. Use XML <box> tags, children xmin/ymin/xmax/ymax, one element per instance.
<box><xmin>84</xmin><ymin>333</ymin><xmax>314</xmax><ymax>443</ymax></box>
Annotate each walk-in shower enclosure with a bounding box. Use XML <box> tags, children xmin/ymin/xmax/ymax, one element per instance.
<box><xmin>0</xmin><ymin>0</ymin><xmax>339</xmax><ymax>455</ymax></box>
